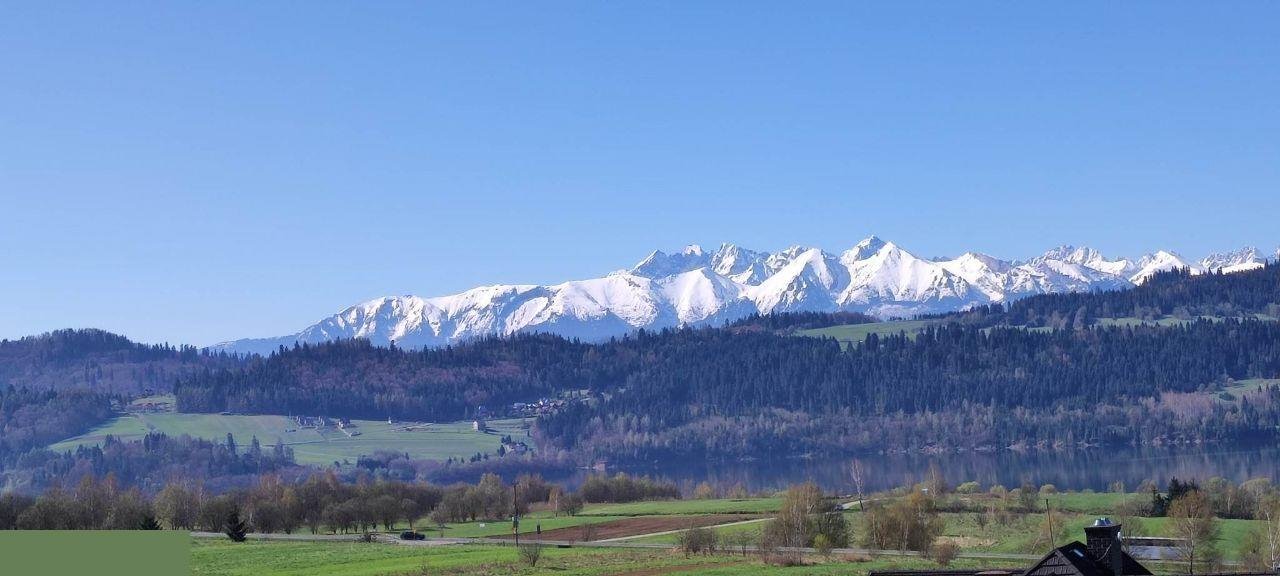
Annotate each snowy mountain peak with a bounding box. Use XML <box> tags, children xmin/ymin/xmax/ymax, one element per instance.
<box><xmin>1033</xmin><ymin>245</ymin><xmax>1135</xmax><ymax>278</ymax></box>
<box><xmin>841</xmin><ymin>236</ymin><xmax>889</xmax><ymax>264</ymax></box>
<box><xmin>630</xmin><ymin>247</ymin><xmax>710</xmax><ymax>278</ymax></box>
<box><xmin>212</xmin><ymin>238</ymin><xmax>1276</xmax><ymax>354</ymax></box>
<box><xmin>1131</xmin><ymin>250</ymin><xmax>1199</xmax><ymax>284</ymax></box>
<box><xmin>1201</xmin><ymin>247</ymin><xmax>1265</xmax><ymax>274</ymax></box>
<box><xmin>1038</xmin><ymin>245</ymin><xmax>1101</xmax><ymax>265</ymax></box>
<box><xmin>709</xmin><ymin>243</ymin><xmax>771</xmax><ymax>285</ymax></box>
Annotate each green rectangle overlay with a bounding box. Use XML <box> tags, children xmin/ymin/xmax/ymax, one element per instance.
<box><xmin>0</xmin><ymin>531</ymin><xmax>189</xmax><ymax>575</ymax></box>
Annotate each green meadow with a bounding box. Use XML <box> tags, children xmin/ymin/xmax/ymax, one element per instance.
<box><xmin>796</xmin><ymin>320</ymin><xmax>934</xmax><ymax>347</ymax></box>
<box><xmin>190</xmin><ymin>538</ymin><xmax>1028</xmax><ymax>576</ymax></box>
<box><xmin>49</xmin><ymin>409</ymin><xmax>530</xmax><ymax>465</ymax></box>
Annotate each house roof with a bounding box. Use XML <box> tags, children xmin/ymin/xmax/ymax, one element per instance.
<box><xmin>869</xmin><ymin>570</ymin><xmax>1022</xmax><ymax>576</ymax></box>
<box><xmin>870</xmin><ymin>541</ymin><xmax>1154</xmax><ymax>576</ymax></box>
<box><xmin>1023</xmin><ymin>542</ymin><xmax>1151</xmax><ymax>576</ymax></box>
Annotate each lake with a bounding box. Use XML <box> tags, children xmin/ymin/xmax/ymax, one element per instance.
<box><xmin>590</xmin><ymin>443</ymin><xmax>1280</xmax><ymax>493</ymax></box>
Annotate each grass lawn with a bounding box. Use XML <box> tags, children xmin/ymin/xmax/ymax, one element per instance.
<box><xmin>191</xmin><ymin>539</ymin><xmax>744</xmax><ymax>576</ymax></box>
<box><xmin>795</xmin><ymin>320</ymin><xmax>933</xmax><ymax>348</ymax></box>
<box><xmin>426</xmin><ymin>511</ymin><xmax>630</xmax><ymax>538</ymax></box>
<box><xmin>1222</xmin><ymin>378</ymin><xmax>1280</xmax><ymax>395</ymax></box>
<box><xmin>630</xmin><ymin>516</ymin><xmax>774</xmax><ymax>545</ymax></box>
<box><xmin>1044</xmin><ymin>492</ymin><xmax>1132</xmax><ymax>514</ymax></box>
<box><xmin>797</xmin><ymin>314</ymin><xmax>1279</xmax><ymax>351</ymax></box>
<box><xmin>940</xmin><ymin>509</ymin><xmax>1258</xmax><ymax>560</ymax></box>
<box><xmin>580</xmin><ymin>498</ymin><xmax>783</xmax><ymax>517</ymax></box>
<box><xmin>49</xmin><ymin>412</ymin><xmax>530</xmax><ymax>466</ymax></box>
<box><xmin>190</xmin><ymin>538</ymin><xmax>1028</xmax><ymax>576</ymax></box>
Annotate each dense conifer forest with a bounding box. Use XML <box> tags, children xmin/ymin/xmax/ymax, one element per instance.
<box><xmin>170</xmin><ymin>264</ymin><xmax>1280</xmax><ymax>460</ymax></box>
<box><xmin>0</xmin><ymin>328</ymin><xmax>238</xmax><ymax>393</ymax></box>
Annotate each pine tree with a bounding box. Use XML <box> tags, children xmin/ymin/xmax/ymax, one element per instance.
<box><xmin>224</xmin><ymin>510</ymin><xmax>248</xmax><ymax>542</ymax></box>
<box><xmin>138</xmin><ymin>514</ymin><xmax>162</xmax><ymax>530</ymax></box>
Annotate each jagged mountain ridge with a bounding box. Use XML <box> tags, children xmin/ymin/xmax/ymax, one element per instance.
<box><xmin>213</xmin><ymin>238</ymin><xmax>1276</xmax><ymax>354</ymax></box>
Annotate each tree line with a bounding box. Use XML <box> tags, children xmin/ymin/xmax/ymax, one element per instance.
<box><xmin>945</xmin><ymin>264</ymin><xmax>1280</xmax><ymax>329</ymax></box>
<box><xmin>0</xmin><ymin>469</ymin><xmax>679</xmax><ymax>534</ymax></box>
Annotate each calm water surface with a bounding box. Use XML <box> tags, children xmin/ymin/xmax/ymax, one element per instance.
<box><xmin>581</xmin><ymin>443</ymin><xmax>1280</xmax><ymax>493</ymax></box>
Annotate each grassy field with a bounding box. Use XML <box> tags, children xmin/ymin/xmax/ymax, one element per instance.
<box><xmin>429</xmin><ymin>511</ymin><xmax>631</xmax><ymax>539</ymax></box>
<box><xmin>191</xmin><ymin>539</ymin><xmax>740</xmax><ymax>576</ymax></box>
<box><xmin>798</xmin><ymin>313</ymin><xmax>1280</xmax><ymax>350</ymax></box>
<box><xmin>1222</xmin><ymin>378</ymin><xmax>1280</xmax><ymax>395</ymax></box>
<box><xmin>191</xmin><ymin>538</ymin><xmax>1027</xmax><ymax>576</ymax></box>
<box><xmin>796</xmin><ymin>320</ymin><xmax>934</xmax><ymax>347</ymax></box>
<box><xmin>191</xmin><ymin>487</ymin><xmax>1268</xmax><ymax>574</ymax></box>
<box><xmin>579</xmin><ymin>498</ymin><xmax>783</xmax><ymax>517</ymax></box>
<box><xmin>49</xmin><ymin>410</ymin><xmax>530</xmax><ymax>466</ymax></box>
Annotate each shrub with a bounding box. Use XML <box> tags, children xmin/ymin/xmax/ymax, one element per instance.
<box><xmin>813</xmin><ymin>511</ymin><xmax>850</xmax><ymax>548</ymax></box>
<box><xmin>929</xmin><ymin>541</ymin><xmax>960</xmax><ymax>566</ymax></box>
<box><xmin>814</xmin><ymin>533</ymin><xmax>833</xmax><ymax>557</ymax></box>
<box><xmin>676</xmin><ymin>525</ymin><xmax>718</xmax><ymax>556</ymax></box>
<box><xmin>557</xmin><ymin>493</ymin><xmax>584</xmax><ymax>516</ymax></box>
<box><xmin>956</xmin><ymin>481</ymin><xmax>981</xmax><ymax>494</ymax></box>
<box><xmin>518</xmin><ymin>543</ymin><xmax>543</xmax><ymax>567</ymax></box>
<box><xmin>860</xmin><ymin>491</ymin><xmax>943</xmax><ymax>552</ymax></box>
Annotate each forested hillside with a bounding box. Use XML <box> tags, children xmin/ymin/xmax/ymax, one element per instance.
<box><xmin>0</xmin><ymin>329</ymin><xmax>239</xmax><ymax>394</ymax></box>
<box><xmin>0</xmin><ymin>387</ymin><xmax>114</xmax><ymax>465</ymax></box>
<box><xmin>0</xmin><ymin>330</ymin><xmax>241</xmax><ymax>468</ymax></box>
<box><xmin>174</xmin><ymin>336</ymin><xmax>612</xmax><ymax>420</ymax></box>
<box><xmin>168</xmin><ymin>265</ymin><xmax>1280</xmax><ymax>460</ymax></box>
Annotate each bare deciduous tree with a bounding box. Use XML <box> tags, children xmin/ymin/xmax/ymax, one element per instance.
<box><xmin>1167</xmin><ymin>491</ymin><xmax>1220</xmax><ymax>574</ymax></box>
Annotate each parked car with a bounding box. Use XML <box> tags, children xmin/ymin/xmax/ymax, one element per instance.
<box><xmin>399</xmin><ymin>531</ymin><xmax>426</xmax><ymax>541</ymax></box>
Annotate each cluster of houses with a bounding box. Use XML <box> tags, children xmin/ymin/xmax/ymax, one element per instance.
<box><xmin>506</xmin><ymin>397</ymin><xmax>570</xmax><ymax>418</ymax></box>
<box><xmin>287</xmin><ymin>415</ymin><xmax>360</xmax><ymax>436</ymax></box>
<box><xmin>499</xmin><ymin>436</ymin><xmax>529</xmax><ymax>455</ymax></box>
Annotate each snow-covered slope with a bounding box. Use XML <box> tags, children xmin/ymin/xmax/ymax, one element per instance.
<box><xmin>1130</xmin><ymin>251</ymin><xmax>1201</xmax><ymax>284</ymax></box>
<box><xmin>1201</xmin><ymin>247</ymin><xmax>1266</xmax><ymax>274</ymax></box>
<box><xmin>212</xmin><ymin>238</ymin><xmax>1274</xmax><ymax>354</ymax></box>
<box><xmin>838</xmin><ymin>240</ymin><xmax>979</xmax><ymax>317</ymax></box>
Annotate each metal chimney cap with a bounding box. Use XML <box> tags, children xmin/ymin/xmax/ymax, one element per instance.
<box><xmin>1091</xmin><ymin>517</ymin><xmax>1115</xmax><ymax>527</ymax></box>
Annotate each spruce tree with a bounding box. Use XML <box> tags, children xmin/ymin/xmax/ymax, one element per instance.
<box><xmin>224</xmin><ymin>510</ymin><xmax>247</xmax><ymax>542</ymax></box>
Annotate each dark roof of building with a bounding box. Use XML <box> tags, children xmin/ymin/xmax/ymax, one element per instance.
<box><xmin>869</xmin><ymin>570</ymin><xmax>1022</xmax><ymax>576</ymax></box>
<box><xmin>1023</xmin><ymin>541</ymin><xmax>1151</xmax><ymax>576</ymax></box>
<box><xmin>870</xmin><ymin>540</ymin><xmax>1159</xmax><ymax>576</ymax></box>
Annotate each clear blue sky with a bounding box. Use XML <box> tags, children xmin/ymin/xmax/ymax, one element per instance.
<box><xmin>3</xmin><ymin>2</ymin><xmax>1278</xmax><ymax>346</ymax></box>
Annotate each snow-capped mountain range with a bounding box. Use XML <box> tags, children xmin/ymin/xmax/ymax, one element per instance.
<box><xmin>213</xmin><ymin>239</ymin><xmax>1275</xmax><ymax>354</ymax></box>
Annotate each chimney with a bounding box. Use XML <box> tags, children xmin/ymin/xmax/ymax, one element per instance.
<box><xmin>1084</xmin><ymin>518</ymin><xmax>1124</xmax><ymax>576</ymax></box>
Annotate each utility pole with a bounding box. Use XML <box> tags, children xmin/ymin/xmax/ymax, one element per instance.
<box><xmin>1046</xmin><ymin>498</ymin><xmax>1055</xmax><ymax>547</ymax></box>
<box><xmin>512</xmin><ymin>485</ymin><xmax>520</xmax><ymax>547</ymax></box>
